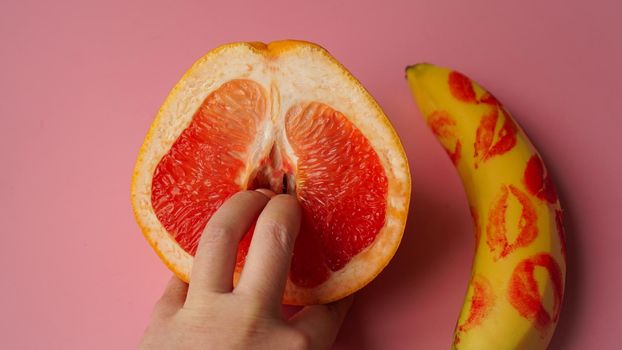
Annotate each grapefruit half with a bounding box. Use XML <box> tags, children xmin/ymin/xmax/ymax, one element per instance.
<box><xmin>131</xmin><ymin>40</ymin><xmax>411</xmax><ymax>305</ymax></box>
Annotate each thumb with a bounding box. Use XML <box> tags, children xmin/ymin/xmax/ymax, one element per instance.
<box><xmin>289</xmin><ymin>295</ymin><xmax>354</xmax><ymax>349</ymax></box>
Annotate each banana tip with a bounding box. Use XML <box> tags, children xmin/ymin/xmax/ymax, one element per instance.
<box><xmin>405</xmin><ymin>63</ymin><xmax>432</xmax><ymax>79</ymax></box>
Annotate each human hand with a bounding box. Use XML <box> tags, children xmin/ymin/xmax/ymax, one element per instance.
<box><xmin>139</xmin><ymin>190</ymin><xmax>353</xmax><ymax>350</ymax></box>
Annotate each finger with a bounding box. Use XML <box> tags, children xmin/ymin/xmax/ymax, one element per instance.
<box><xmin>289</xmin><ymin>296</ymin><xmax>354</xmax><ymax>349</ymax></box>
<box><xmin>186</xmin><ymin>190</ymin><xmax>269</xmax><ymax>303</ymax></box>
<box><xmin>153</xmin><ymin>276</ymin><xmax>188</xmax><ymax>318</ymax></box>
<box><xmin>255</xmin><ymin>188</ymin><xmax>276</xmax><ymax>198</ymax></box>
<box><xmin>235</xmin><ymin>194</ymin><xmax>301</xmax><ymax>312</ymax></box>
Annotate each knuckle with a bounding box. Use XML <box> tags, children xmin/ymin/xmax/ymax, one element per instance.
<box><xmin>287</xmin><ymin>329</ymin><xmax>312</xmax><ymax>350</ymax></box>
<box><xmin>235</xmin><ymin>312</ymin><xmax>271</xmax><ymax>341</ymax></box>
<box><xmin>200</xmin><ymin>225</ymin><xmax>235</xmax><ymax>246</ymax></box>
<box><xmin>263</xmin><ymin>220</ymin><xmax>295</xmax><ymax>254</ymax></box>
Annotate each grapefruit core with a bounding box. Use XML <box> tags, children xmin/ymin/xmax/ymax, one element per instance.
<box><xmin>131</xmin><ymin>40</ymin><xmax>411</xmax><ymax>305</ymax></box>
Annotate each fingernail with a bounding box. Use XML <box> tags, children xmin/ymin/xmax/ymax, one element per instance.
<box><xmin>255</xmin><ymin>188</ymin><xmax>276</xmax><ymax>198</ymax></box>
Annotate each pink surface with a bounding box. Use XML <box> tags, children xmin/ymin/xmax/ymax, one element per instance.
<box><xmin>2</xmin><ymin>0</ymin><xmax>620</xmax><ymax>349</ymax></box>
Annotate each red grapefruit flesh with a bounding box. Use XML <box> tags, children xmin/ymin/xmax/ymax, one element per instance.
<box><xmin>286</xmin><ymin>102</ymin><xmax>388</xmax><ymax>287</ymax></box>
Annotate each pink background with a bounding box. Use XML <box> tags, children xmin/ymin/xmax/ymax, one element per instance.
<box><xmin>2</xmin><ymin>0</ymin><xmax>621</xmax><ymax>348</ymax></box>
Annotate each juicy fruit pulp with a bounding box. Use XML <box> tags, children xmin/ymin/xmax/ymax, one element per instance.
<box><xmin>151</xmin><ymin>79</ymin><xmax>388</xmax><ymax>288</ymax></box>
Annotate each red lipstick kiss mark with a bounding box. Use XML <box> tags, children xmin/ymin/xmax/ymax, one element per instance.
<box><xmin>427</xmin><ymin>111</ymin><xmax>462</xmax><ymax>166</ymax></box>
<box><xmin>487</xmin><ymin>185</ymin><xmax>538</xmax><ymax>260</ymax></box>
<box><xmin>449</xmin><ymin>71</ymin><xmax>477</xmax><ymax>103</ymax></box>
<box><xmin>458</xmin><ymin>275</ymin><xmax>496</xmax><ymax>333</ymax></box>
<box><xmin>508</xmin><ymin>253</ymin><xmax>564</xmax><ymax>331</ymax></box>
<box><xmin>555</xmin><ymin>209</ymin><xmax>567</xmax><ymax>262</ymax></box>
<box><xmin>524</xmin><ymin>154</ymin><xmax>558</xmax><ymax>203</ymax></box>
<box><xmin>479</xmin><ymin>92</ymin><xmax>500</xmax><ymax>106</ymax></box>
<box><xmin>474</xmin><ymin>108</ymin><xmax>518</xmax><ymax>167</ymax></box>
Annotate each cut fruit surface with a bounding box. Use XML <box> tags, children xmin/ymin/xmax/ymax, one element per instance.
<box><xmin>131</xmin><ymin>40</ymin><xmax>411</xmax><ymax>305</ymax></box>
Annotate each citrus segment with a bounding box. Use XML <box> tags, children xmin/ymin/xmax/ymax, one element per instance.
<box><xmin>286</xmin><ymin>102</ymin><xmax>388</xmax><ymax>287</ymax></box>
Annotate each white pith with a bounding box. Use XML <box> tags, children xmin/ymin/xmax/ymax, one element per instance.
<box><xmin>131</xmin><ymin>42</ymin><xmax>411</xmax><ymax>304</ymax></box>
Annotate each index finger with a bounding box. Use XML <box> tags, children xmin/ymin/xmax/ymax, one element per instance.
<box><xmin>186</xmin><ymin>190</ymin><xmax>271</xmax><ymax>305</ymax></box>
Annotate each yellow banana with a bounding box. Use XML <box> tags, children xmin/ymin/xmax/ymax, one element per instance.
<box><xmin>406</xmin><ymin>64</ymin><xmax>566</xmax><ymax>349</ymax></box>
